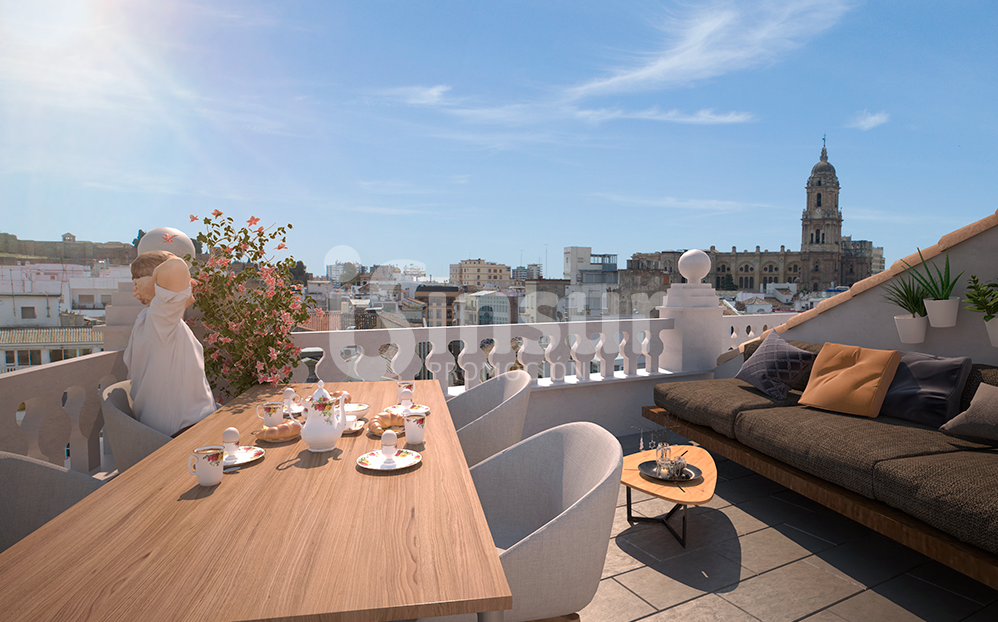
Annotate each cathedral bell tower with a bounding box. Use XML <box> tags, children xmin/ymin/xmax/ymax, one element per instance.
<box><xmin>800</xmin><ymin>143</ymin><xmax>843</xmax><ymax>290</ymax></box>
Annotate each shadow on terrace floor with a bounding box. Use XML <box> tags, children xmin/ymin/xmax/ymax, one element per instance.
<box><xmin>565</xmin><ymin>431</ymin><xmax>998</xmax><ymax>622</ymax></box>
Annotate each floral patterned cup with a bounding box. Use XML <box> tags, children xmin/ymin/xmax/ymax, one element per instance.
<box><xmin>404</xmin><ymin>413</ymin><xmax>426</xmax><ymax>444</ymax></box>
<box><xmin>257</xmin><ymin>402</ymin><xmax>284</xmax><ymax>427</ymax></box>
<box><xmin>188</xmin><ymin>445</ymin><xmax>224</xmax><ymax>486</ymax></box>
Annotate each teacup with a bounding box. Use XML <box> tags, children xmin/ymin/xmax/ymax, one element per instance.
<box><xmin>404</xmin><ymin>413</ymin><xmax>426</xmax><ymax>444</ymax></box>
<box><xmin>188</xmin><ymin>445</ymin><xmax>224</xmax><ymax>486</ymax></box>
<box><xmin>257</xmin><ymin>402</ymin><xmax>284</xmax><ymax>427</ymax></box>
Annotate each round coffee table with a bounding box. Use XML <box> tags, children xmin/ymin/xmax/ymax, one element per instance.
<box><xmin>621</xmin><ymin>445</ymin><xmax>717</xmax><ymax>547</ymax></box>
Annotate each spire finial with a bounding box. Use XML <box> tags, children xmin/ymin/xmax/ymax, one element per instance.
<box><xmin>820</xmin><ymin>135</ymin><xmax>828</xmax><ymax>162</ymax></box>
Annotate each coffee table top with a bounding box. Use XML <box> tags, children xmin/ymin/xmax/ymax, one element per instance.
<box><xmin>622</xmin><ymin>445</ymin><xmax>717</xmax><ymax>506</ymax></box>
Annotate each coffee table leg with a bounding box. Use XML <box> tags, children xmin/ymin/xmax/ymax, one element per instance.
<box><xmin>625</xmin><ymin>489</ymin><xmax>689</xmax><ymax>548</ymax></box>
<box><xmin>478</xmin><ymin>611</ymin><xmax>503</xmax><ymax>621</ymax></box>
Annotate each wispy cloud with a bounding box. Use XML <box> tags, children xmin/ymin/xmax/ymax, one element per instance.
<box><xmin>573</xmin><ymin>106</ymin><xmax>754</xmax><ymax>124</ymax></box>
<box><xmin>593</xmin><ymin>192</ymin><xmax>767</xmax><ymax>213</ymax></box>
<box><xmin>566</xmin><ymin>0</ymin><xmax>851</xmax><ymax>100</ymax></box>
<box><xmin>846</xmin><ymin>109</ymin><xmax>890</xmax><ymax>131</ymax></box>
<box><xmin>378</xmin><ymin>85</ymin><xmax>453</xmax><ymax>105</ymax></box>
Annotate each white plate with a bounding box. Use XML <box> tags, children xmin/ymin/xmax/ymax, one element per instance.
<box><xmin>357</xmin><ymin>448</ymin><xmax>422</xmax><ymax>471</ymax></box>
<box><xmin>223</xmin><ymin>446</ymin><xmax>266</xmax><ymax>466</ymax></box>
<box><xmin>384</xmin><ymin>403</ymin><xmax>430</xmax><ymax>416</ymax></box>
<box><xmin>256</xmin><ymin>433</ymin><xmax>300</xmax><ymax>444</ymax></box>
<box><xmin>284</xmin><ymin>403</ymin><xmax>305</xmax><ymax>416</ymax></box>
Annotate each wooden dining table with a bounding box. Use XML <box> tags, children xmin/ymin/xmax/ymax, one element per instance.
<box><xmin>0</xmin><ymin>380</ymin><xmax>512</xmax><ymax>622</ymax></box>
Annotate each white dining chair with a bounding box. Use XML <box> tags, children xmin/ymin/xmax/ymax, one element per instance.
<box><xmin>0</xmin><ymin>451</ymin><xmax>104</xmax><ymax>554</ymax></box>
<box><xmin>100</xmin><ymin>379</ymin><xmax>171</xmax><ymax>473</ymax></box>
<box><xmin>446</xmin><ymin>369</ymin><xmax>531</xmax><ymax>467</ymax></box>
<box><xmin>416</xmin><ymin>421</ymin><xmax>624</xmax><ymax>622</ymax></box>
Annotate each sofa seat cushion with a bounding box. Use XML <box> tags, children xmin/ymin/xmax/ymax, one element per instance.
<box><xmin>734</xmin><ymin>406</ymin><xmax>991</xmax><ymax>499</ymax></box>
<box><xmin>653</xmin><ymin>378</ymin><xmax>801</xmax><ymax>439</ymax></box>
<box><xmin>873</xmin><ymin>450</ymin><xmax>998</xmax><ymax>556</ymax></box>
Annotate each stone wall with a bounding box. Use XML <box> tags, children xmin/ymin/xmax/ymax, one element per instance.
<box><xmin>0</xmin><ymin>233</ymin><xmax>136</xmax><ymax>266</ymax></box>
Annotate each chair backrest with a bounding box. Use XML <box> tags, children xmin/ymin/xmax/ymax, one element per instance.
<box><xmin>449</xmin><ymin>370</ymin><xmax>532</xmax><ymax>467</ymax></box>
<box><xmin>100</xmin><ymin>380</ymin><xmax>171</xmax><ymax>473</ymax></box>
<box><xmin>470</xmin><ymin>422</ymin><xmax>623</xmax><ymax>621</ymax></box>
<box><xmin>0</xmin><ymin>451</ymin><xmax>103</xmax><ymax>554</ymax></box>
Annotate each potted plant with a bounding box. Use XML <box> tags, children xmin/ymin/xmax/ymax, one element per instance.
<box><xmin>882</xmin><ymin>272</ymin><xmax>928</xmax><ymax>343</ymax></box>
<box><xmin>964</xmin><ymin>275</ymin><xmax>998</xmax><ymax>347</ymax></box>
<box><xmin>901</xmin><ymin>248</ymin><xmax>963</xmax><ymax>327</ymax></box>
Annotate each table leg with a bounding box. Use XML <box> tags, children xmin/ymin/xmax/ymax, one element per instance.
<box><xmin>478</xmin><ymin>611</ymin><xmax>503</xmax><ymax>621</ymax></box>
<box><xmin>624</xmin><ymin>485</ymin><xmax>689</xmax><ymax>548</ymax></box>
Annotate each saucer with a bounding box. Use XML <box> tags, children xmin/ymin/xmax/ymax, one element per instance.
<box><xmin>384</xmin><ymin>403</ymin><xmax>430</xmax><ymax>416</ymax></box>
<box><xmin>223</xmin><ymin>446</ymin><xmax>266</xmax><ymax>466</ymax></box>
<box><xmin>342</xmin><ymin>417</ymin><xmax>368</xmax><ymax>435</ymax></box>
<box><xmin>284</xmin><ymin>403</ymin><xmax>305</xmax><ymax>416</ymax></box>
<box><xmin>357</xmin><ymin>448</ymin><xmax>422</xmax><ymax>471</ymax></box>
<box><xmin>255</xmin><ymin>433</ymin><xmax>300</xmax><ymax>444</ymax></box>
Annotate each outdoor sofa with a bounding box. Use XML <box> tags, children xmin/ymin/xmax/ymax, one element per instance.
<box><xmin>643</xmin><ymin>334</ymin><xmax>998</xmax><ymax>590</ymax></box>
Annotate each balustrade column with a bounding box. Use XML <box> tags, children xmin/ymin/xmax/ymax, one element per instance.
<box><xmin>657</xmin><ymin>250</ymin><xmax>725</xmax><ymax>372</ymax></box>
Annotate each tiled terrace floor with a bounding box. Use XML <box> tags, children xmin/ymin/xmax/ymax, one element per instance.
<box><xmin>578</xmin><ymin>432</ymin><xmax>998</xmax><ymax>622</ymax></box>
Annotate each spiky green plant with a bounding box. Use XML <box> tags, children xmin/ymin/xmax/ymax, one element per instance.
<box><xmin>901</xmin><ymin>248</ymin><xmax>963</xmax><ymax>301</ymax></box>
<box><xmin>882</xmin><ymin>272</ymin><xmax>928</xmax><ymax>318</ymax></box>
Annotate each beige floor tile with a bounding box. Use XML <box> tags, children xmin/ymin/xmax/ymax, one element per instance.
<box><xmin>575</xmin><ymin>578</ymin><xmax>656</xmax><ymax>622</ymax></box>
<box><xmin>602</xmin><ymin>537</ymin><xmax>654</xmax><ymax>579</ymax></box>
<box><xmin>809</xmin><ymin>534</ymin><xmax>928</xmax><ymax>588</ymax></box>
<box><xmin>615</xmin><ymin>548</ymin><xmax>756</xmax><ymax>610</ymax></box>
<box><xmin>718</xmin><ymin>558</ymin><xmax>862</xmax><ymax>622</ymax></box>
<box><xmin>643</xmin><ymin>593</ymin><xmax>762</xmax><ymax>621</ymax></box>
<box><xmin>712</xmin><ymin>524</ymin><xmax>834</xmax><ymax>574</ymax></box>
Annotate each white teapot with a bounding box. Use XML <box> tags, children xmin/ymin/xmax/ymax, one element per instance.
<box><xmin>301</xmin><ymin>382</ymin><xmax>345</xmax><ymax>453</ymax></box>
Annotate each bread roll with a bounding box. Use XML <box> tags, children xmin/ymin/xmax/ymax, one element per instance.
<box><xmin>259</xmin><ymin>419</ymin><xmax>302</xmax><ymax>440</ymax></box>
<box><xmin>330</xmin><ymin>390</ymin><xmax>352</xmax><ymax>404</ymax></box>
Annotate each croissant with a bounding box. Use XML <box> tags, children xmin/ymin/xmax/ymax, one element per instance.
<box><xmin>368</xmin><ymin>411</ymin><xmax>405</xmax><ymax>435</ymax></box>
<box><xmin>259</xmin><ymin>419</ymin><xmax>302</xmax><ymax>440</ymax></box>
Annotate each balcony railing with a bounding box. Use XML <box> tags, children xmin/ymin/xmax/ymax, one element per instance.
<box><xmin>0</xmin><ymin>313</ymin><xmax>795</xmax><ymax>475</ymax></box>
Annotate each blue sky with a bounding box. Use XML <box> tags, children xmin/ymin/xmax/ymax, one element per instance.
<box><xmin>2</xmin><ymin>1</ymin><xmax>996</xmax><ymax>280</ymax></box>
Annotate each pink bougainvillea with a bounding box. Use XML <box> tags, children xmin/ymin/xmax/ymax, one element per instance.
<box><xmin>186</xmin><ymin>212</ymin><xmax>316</xmax><ymax>398</ymax></box>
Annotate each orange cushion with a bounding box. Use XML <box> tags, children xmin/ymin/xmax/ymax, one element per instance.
<box><xmin>799</xmin><ymin>343</ymin><xmax>902</xmax><ymax>417</ymax></box>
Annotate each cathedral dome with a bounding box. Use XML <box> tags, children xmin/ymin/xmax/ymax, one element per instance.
<box><xmin>808</xmin><ymin>145</ymin><xmax>838</xmax><ymax>185</ymax></box>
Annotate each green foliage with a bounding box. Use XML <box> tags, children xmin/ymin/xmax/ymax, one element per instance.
<box><xmin>186</xmin><ymin>211</ymin><xmax>319</xmax><ymax>399</ymax></box>
<box><xmin>901</xmin><ymin>248</ymin><xmax>963</xmax><ymax>301</ymax></box>
<box><xmin>718</xmin><ymin>273</ymin><xmax>736</xmax><ymax>291</ymax></box>
<box><xmin>882</xmin><ymin>272</ymin><xmax>927</xmax><ymax>318</ymax></box>
<box><xmin>964</xmin><ymin>275</ymin><xmax>998</xmax><ymax>322</ymax></box>
<box><xmin>132</xmin><ymin>229</ymin><xmax>146</xmax><ymax>248</ymax></box>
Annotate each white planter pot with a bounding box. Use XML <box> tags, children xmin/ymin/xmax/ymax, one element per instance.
<box><xmin>923</xmin><ymin>297</ymin><xmax>960</xmax><ymax>328</ymax></box>
<box><xmin>986</xmin><ymin>317</ymin><xmax>998</xmax><ymax>348</ymax></box>
<box><xmin>894</xmin><ymin>315</ymin><xmax>928</xmax><ymax>344</ymax></box>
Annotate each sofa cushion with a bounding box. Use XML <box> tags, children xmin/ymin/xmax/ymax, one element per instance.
<box><xmin>880</xmin><ymin>351</ymin><xmax>972</xmax><ymax>427</ymax></box>
<box><xmin>653</xmin><ymin>378</ymin><xmax>801</xmax><ymax>439</ymax></box>
<box><xmin>743</xmin><ymin>338</ymin><xmax>825</xmax><ymax>392</ymax></box>
<box><xmin>960</xmin><ymin>364</ymin><xmax>998</xmax><ymax>413</ymax></box>
<box><xmin>799</xmin><ymin>343</ymin><xmax>902</xmax><ymax>418</ymax></box>
<box><xmin>734</xmin><ymin>406</ymin><xmax>990</xmax><ymax>499</ymax></box>
<box><xmin>873</xmin><ymin>450</ymin><xmax>998</xmax><ymax>556</ymax></box>
<box><xmin>735</xmin><ymin>331</ymin><xmax>817</xmax><ymax>400</ymax></box>
<box><xmin>941</xmin><ymin>382</ymin><xmax>998</xmax><ymax>441</ymax></box>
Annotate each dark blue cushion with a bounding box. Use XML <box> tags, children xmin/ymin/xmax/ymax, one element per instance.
<box><xmin>881</xmin><ymin>351</ymin><xmax>972</xmax><ymax>427</ymax></box>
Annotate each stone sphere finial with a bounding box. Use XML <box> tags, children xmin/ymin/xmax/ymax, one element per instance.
<box><xmin>137</xmin><ymin>227</ymin><xmax>196</xmax><ymax>264</ymax></box>
<box><xmin>678</xmin><ymin>249</ymin><xmax>711</xmax><ymax>283</ymax></box>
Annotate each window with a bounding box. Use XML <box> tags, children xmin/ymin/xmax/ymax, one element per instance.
<box><xmin>50</xmin><ymin>350</ymin><xmax>63</xmax><ymax>362</ymax></box>
<box><xmin>17</xmin><ymin>350</ymin><xmax>41</xmax><ymax>366</ymax></box>
<box><xmin>101</xmin><ymin>295</ymin><xmax>112</xmax><ymax>305</ymax></box>
<box><xmin>817</xmin><ymin>193</ymin><xmax>822</xmax><ymax>206</ymax></box>
<box><xmin>20</xmin><ymin>307</ymin><xmax>36</xmax><ymax>319</ymax></box>
<box><xmin>79</xmin><ymin>294</ymin><xmax>95</xmax><ymax>305</ymax></box>
<box><xmin>4</xmin><ymin>351</ymin><xmax>13</xmax><ymax>365</ymax></box>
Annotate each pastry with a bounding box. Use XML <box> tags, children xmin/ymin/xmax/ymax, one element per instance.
<box><xmin>368</xmin><ymin>411</ymin><xmax>405</xmax><ymax>435</ymax></box>
<box><xmin>258</xmin><ymin>419</ymin><xmax>302</xmax><ymax>440</ymax></box>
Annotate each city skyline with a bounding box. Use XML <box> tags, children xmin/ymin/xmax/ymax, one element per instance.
<box><xmin>2</xmin><ymin>1</ymin><xmax>996</xmax><ymax>280</ymax></box>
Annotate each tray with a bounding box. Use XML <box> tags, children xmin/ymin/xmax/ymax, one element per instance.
<box><xmin>638</xmin><ymin>460</ymin><xmax>702</xmax><ymax>483</ymax></box>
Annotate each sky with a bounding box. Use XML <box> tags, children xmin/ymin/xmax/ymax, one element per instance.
<box><xmin>2</xmin><ymin>0</ymin><xmax>997</xmax><ymax>280</ymax></box>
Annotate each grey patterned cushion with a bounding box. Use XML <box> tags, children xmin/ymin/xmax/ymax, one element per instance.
<box><xmin>874</xmin><ymin>451</ymin><xmax>998</xmax><ymax>555</ymax></box>
<box><xmin>735</xmin><ymin>331</ymin><xmax>817</xmax><ymax>400</ymax></box>
<box><xmin>653</xmin><ymin>378</ymin><xmax>802</xmax><ymax>439</ymax></box>
<box><xmin>941</xmin><ymin>382</ymin><xmax>998</xmax><ymax>441</ymax></box>
<box><xmin>734</xmin><ymin>406</ymin><xmax>990</xmax><ymax>498</ymax></box>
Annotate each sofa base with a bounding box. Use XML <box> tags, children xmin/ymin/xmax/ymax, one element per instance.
<box><xmin>643</xmin><ymin>405</ymin><xmax>998</xmax><ymax>591</ymax></box>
